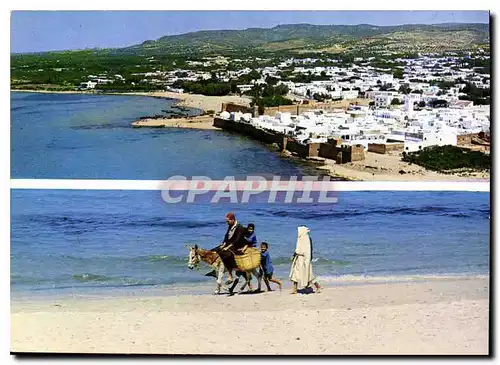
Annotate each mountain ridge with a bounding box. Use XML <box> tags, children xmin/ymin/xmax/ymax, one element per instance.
<box><xmin>121</xmin><ymin>22</ymin><xmax>489</xmax><ymax>55</ymax></box>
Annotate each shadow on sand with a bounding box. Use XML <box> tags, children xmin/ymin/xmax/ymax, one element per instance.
<box><xmin>297</xmin><ymin>287</ymin><xmax>315</xmax><ymax>295</ymax></box>
<box><xmin>226</xmin><ymin>289</ymin><xmax>265</xmax><ymax>297</ymax></box>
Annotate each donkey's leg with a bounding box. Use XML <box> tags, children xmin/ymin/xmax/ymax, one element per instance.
<box><xmin>252</xmin><ymin>268</ymin><xmax>263</xmax><ymax>292</ymax></box>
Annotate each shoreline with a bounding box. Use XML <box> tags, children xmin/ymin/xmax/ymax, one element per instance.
<box><xmin>11</xmin><ymin>275</ymin><xmax>489</xmax><ymax>354</ymax></box>
<box><xmin>317</xmin><ymin>152</ymin><xmax>491</xmax><ymax>182</ymax></box>
<box><xmin>11</xmin><ymin>88</ymin><xmax>252</xmax><ymax>113</ymax></box>
<box><xmin>12</xmin><ymin>89</ymin><xmax>490</xmax><ymax>182</ymax></box>
<box><xmin>10</xmin><ymin>273</ymin><xmax>489</xmax><ymax>302</ymax></box>
<box><xmin>132</xmin><ymin>115</ymin><xmax>218</xmax><ymax>130</ymax></box>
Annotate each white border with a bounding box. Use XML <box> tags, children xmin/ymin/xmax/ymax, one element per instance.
<box><xmin>10</xmin><ymin>179</ymin><xmax>491</xmax><ymax>192</ymax></box>
<box><xmin>4</xmin><ymin>4</ymin><xmax>495</xmax><ymax>364</ymax></box>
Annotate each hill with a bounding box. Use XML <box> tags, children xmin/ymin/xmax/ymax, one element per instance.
<box><xmin>117</xmin><ymin>23</ymin><xmax>490</xmax><ymax>55</ymax></box>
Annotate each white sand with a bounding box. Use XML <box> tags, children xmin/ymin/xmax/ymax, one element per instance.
<box><xmin>132</xmin><ymin>115</ymin><xmax>217</xmax><ymax>130</ymax></box>
<box><xmin>12</xmin><ymin>89</ymin><xmax>252</xmax><ymax>114</ymax></box>
<box><xmin>319</xmin><ymin>151</ymin><xmax>490</xmax><ymax>182</ymax></box>
<box><xmin>126</xmin><ymin>91</ymin><xmax>251</xmax><ymax>113</ymax></box>
<box><xmin>11</xmin><ymin>276</ymin><xmax>489</xmax><ymax>355</ymax></box>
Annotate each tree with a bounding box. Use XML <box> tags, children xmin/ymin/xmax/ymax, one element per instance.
<box><xmin>393</xmin><ymin>68</ymin><xmax>404</xmax><ymax>79</ymax></box>
<box><xmin>391</xmin><ymin>98</ymin><xmax>401</xmax><ymax>105</ymax></box>
<box><xmin>429</xmin><ymin>99</ymin><xmax>449</xmax><ymax>108</ymax></box>
<box><xmin>399</xmin><ymin>85</ymin><xmax>411</xmax><ymax>94</ymax></box>
<box><xmin>230</xmin><ymin>81</ymin><xmax>238</xmax><ymax>94</ymax></box>
<box><xmin>265</xmin><ymin>75</ymin><xmax>279</xmax><ymax>86</ymax></box>
<box><xmin>418</xmin><ymin>101</ymin><xmax>426</xmax><ymax>108</ymax></box>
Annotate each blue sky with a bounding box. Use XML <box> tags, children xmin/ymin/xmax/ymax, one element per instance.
<box><xmin>11</xmin><ymin>10</ymin><xmax>489</xmax><ymax>53</ymax></box>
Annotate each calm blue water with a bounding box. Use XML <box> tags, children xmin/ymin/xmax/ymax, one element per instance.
<box><xmin>11</xmin><ymin>92</ymin><xmax>312</xmax><ymax>179</ymax></box>
<box><xmin>10</xmin><ymin>92</ymin><xmax>490</xmax><ymax>296</ymax></box>
<box><xmin>11</xmin><ymin>190</ymin><xmax>490</xmax><ymax>295</ymax></box>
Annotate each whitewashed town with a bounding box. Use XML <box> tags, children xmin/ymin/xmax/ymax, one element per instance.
<box><xmin>206</xmin><ymin>53</ymin><xmax>491</xmax><ymax>154</ymax></box>
<box><xmin>118</xmin><ymin>50</ymin><xmax>490</xmax><ymax>179</ymax></box>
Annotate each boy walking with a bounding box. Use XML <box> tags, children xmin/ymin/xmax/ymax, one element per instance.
<box><xmin>260</xmin><ymin>242</ymin><xmax>282</xmax><ymax>291</ymax></box>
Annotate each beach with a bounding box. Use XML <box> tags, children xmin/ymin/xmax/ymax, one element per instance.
<box><xmin>131</xmin><ymin>91</ymin><xmax>251</xmax><ymax>113</ymax></box>
<box><xmin>132</xmin><ymin>115</ymin><xmax>218</xmax><ymax>130</ymax></box>
<box><xmin>12</xmin><ymin>90</ymin><xmax>491</xmax><ymax>182</ymax></box>
<box><xmin>11</xmin><ymin>89</ymin><xmax>251</xmax><ymax>114</ymax></box>
<box><xmin>316</xmin><ymin>151</ymin><xmax>491</xmax><ymax>182</ymax></box>
<box><xmin>11</xmin><ymin>276</ymin><xmax>489</xmax><ymax>355</ymax></box>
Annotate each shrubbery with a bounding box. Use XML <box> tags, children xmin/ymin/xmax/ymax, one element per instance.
<box><xmin>402</xmin><ymin>145</ymin><xmax>490</xmax><ymax>172</ymax></box>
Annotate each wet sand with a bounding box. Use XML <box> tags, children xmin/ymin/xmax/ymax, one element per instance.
<box><xmin>132</xmin><ymin>115</ymin><xmax>218</xmax><ymax>130</ymax></box>
<box><xmin>11</xmin><ymin>276</ymin><xmax>489</xmax><ymax>355</ymax></box>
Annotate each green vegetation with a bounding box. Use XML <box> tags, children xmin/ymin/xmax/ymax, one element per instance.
<box><xmin>10</xmin><ymin>23</ymin><xmax>490</xmax><ymax>97</ymax></box>
<box><xmin>402</xmin><ymin>145</ymin><xmax>490</xmax><ymax>172</ymax></box>
<box><xmin>246</xmin><ymin>83</ymin><xmax>293</xmax><ymax>112</ymax></box>
<box><xmin>458</xmin><ymin>82</ymin><xmax>491</xmax><ymax>105</ymax></box>
<box><xmin>172</xmin><ymin>79</ymin><xmax>231</xmax><ymax>96</ymax></box>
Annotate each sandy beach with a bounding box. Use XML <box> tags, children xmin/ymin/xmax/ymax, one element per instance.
<box><xmin>132</xmin><ymin>115</ymin><xmax>218</xmax><ymax>130</ymax></box>
<box><xmin>11</xmin><ymin>276</ymin><xmax>489</xmax><ymax>355</ymax></box>
<box><xmin>11</xmin><ymin>89</ymin><xmax>252</xmax><ymax>114</ymax></box>
<box><xmin>316</xmin><ymin>151</ymin><xmax>490</xmax><ymax>182</ymax></box>
<box><xmin>131</xmin><ymin>91</ymin><xmax>251</xmax><ymax>113</ymax></box>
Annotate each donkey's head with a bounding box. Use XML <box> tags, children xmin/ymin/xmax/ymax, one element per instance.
<box><xmin>187</xmin><ymin>244</ymin><xmax>200</xmax><ymax>270</ymax></box>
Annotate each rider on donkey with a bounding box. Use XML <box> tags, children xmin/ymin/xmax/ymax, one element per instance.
<box><xmin>206</xmin><ymin>212</ymin><xmax>249</xmax><ymax>284</ymax></box>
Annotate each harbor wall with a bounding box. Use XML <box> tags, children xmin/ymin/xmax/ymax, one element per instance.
<box><xmin>457</xmin><ymin>132</ymin><xmax>479</xmax><ymax>146</ymax></box>
<box><xmin>368</xmin><ymin>143</ymin><xmax>405</xmax><ymax>154</ymax></box>
<box><xmin>221</xmin><ymin>103</ymin><xmax>255</xmax><ymax>115</ymax></box>
<box><xmin>214</xmin><ymin>117</ymin><xmax>365</xmax><ymax>163</ymax></box>
<box><xmin>221</xmin><ymin>99</ymin><xmax>372</xmax><ymax>117</ymax></box>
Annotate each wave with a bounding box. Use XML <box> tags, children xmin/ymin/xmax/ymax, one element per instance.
<box><xmin>11</xmin><ymin>105</ymin><xmax>28</xmax><ymax>111</ymax></box>
<box><xmin>18</xmin><ymin>252</ymin><xmax>351</xmax><ymax>270</ymax></box>
<box><xmin>23</xmin><ymin>214</ymin><xmax>218</xmax><ymax>231</ymax></box>
<box><xmin>72</xmin><ymin>273</ymin><xmax>113</xmax><ymax>282</ymax></box>
<box><xmin>260</xmin><ymin>206</ymin><xmax>490</xmax><ymax>220</ymax></box>
<box><xmin>70</xmin><ymin>123</ymin><xmax>129</xmax><ymax>131</ymax></box>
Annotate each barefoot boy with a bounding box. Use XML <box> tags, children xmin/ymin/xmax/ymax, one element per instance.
<box><xmin>260</xmin><ymin>242</ymin><xmax>282</xmax><ymax>291</ymax></box>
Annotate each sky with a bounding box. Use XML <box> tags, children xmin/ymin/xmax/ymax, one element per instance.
<box><xmin>10</xmin><ymin>10</ymin><xmax>490</xmax><ymax>54</ymax></box>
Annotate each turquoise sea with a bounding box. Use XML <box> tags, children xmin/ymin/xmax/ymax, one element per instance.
<box><xmin>10</xmin><ymin>92</ymin><xmax>490</xmax><ymax>297</ymax></box>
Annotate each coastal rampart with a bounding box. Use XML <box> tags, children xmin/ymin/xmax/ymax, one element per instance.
<box><xmin>213</xmin><ymin>117</ymin><xmax>364</xmax><ymax>163</ymax></box>
<box><xmin>457</xmin><ymin>132</ymin><xmax>480</xmax><ymax>146</ymax></box>
<box><xmin>368</xmin><ymin>143</ymin><xmax>405</xmax><ymax>154</ymax></box>
<box><xmin>221</xmin><ymin>99</ymin><xmax>371</xmax><ymax>117</ymax></box>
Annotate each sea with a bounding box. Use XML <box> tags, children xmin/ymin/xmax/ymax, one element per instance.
<box><xmin>10</xmin><ymin>92</ymin><xmax>491</xmax><ymax>298</ymax></box>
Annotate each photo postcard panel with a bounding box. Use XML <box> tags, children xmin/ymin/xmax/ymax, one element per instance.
<box><xmin>10</xmin><ymin>10</ymin><xmax>490</xmax><ymax>356</ymax></box>
<box><xmin>10</xmin><ymin>188</ymin><xmax>490</xmax><ymax>354</ymax></box>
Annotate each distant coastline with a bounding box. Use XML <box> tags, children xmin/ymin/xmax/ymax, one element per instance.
<box><xmin>10</xmin><ymin>88</ymin><xmax>252</xmax><ymax>114</ymax></box>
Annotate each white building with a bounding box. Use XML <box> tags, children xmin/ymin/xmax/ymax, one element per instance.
<box><xmin>78</xmin><ymin>81</ymin><xmax>97</xmax><ymax>89</ymax></box>
<box><xmin>404</xmin><ymin>93</ymin><xmax>422</xmax><ymax>113</ymax></box>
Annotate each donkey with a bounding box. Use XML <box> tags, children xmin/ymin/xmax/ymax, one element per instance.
<box><xmin>187</xmin><ymin>245</ymin><xmax>263</xmax><ymax>295</ymax></box>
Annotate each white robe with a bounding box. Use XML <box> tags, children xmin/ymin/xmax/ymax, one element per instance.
<box><xmin>289</xmin><ymin>226</ymin><xmax>315</xmax><ymax>288</ymax></box>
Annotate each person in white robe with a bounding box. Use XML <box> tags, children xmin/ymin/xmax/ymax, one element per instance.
<box><xmin>289</xmin><ymin>225</ymin><xmax>321</xmax><ymax>294</ymax></box>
